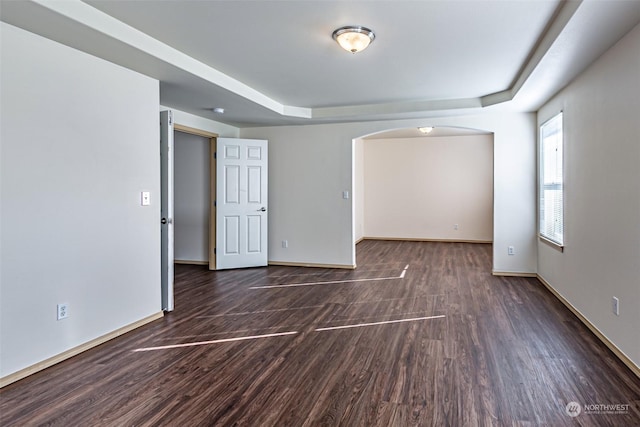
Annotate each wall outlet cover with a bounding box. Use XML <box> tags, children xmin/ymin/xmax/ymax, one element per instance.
<box><xmin>57</xmin><ymin>303</ymin><xmax>69</xmax><ymax>320</ymax></box>
<box><xmin>612</xmin><ymin>297</ymin><xmax>620</xmax><ymax>316</ymax></box>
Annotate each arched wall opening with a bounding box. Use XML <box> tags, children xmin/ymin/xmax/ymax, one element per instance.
<box><xmin>354</xmin><ymin>126</ymin><xmax>494</xmax><ymax>246</ymax></box>
<box><xmin>240</xmin><ymin>112</ymin><xmax>536</xmax><ymax>275</ymax></box>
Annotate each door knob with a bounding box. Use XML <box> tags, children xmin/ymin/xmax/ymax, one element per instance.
<box><xmin>161</xmin><ymin>218</ymin><xmax>167</xmax><ymax>224</ymax></box>
<box><xmin>257</xmin><ymin>207</ymin><xmax>266</xmax><ymax>212</ymax></box>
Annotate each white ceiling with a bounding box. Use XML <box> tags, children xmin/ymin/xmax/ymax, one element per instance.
<box><xmin>2</xmin><ymin>0</ymin><xmax>639</xmax><ymax>128</ymax></box>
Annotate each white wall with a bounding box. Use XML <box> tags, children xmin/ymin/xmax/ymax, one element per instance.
<box><xmin>174</xmin><ymin>132</ymin><xmax>210</xmax><ymax>263</ymax></box>
<box><xmin>537</xmin><ymin>23</ymin><xmax>640</xmax><ymax>368</ymax></box>
<box><xmin>362</xmin><ymin>135</ymin><xmax>493</xmax><ymax>242</ymax></box>
<box><xmin>0</xmin><ymin>23</ymin><xmax>161</xmax><ymax>378</ymax></box>
<box><xmin>241</xmin><ymin>125</ymin><xmax>356</xmax><ymax>267</ymax></box>
<box><xmin>240</xmin><ymin>112</ymin><xmax>536</xmax><ymax>273</ymax></box>
<box><xmin>354</xmin><ymin>138</ymin><xmax>365</xmax><ymax>242</ymax></box>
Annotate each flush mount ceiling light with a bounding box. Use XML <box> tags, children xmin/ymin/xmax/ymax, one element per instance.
<box><xmin>212</xmin><ymin>107</ymin><xmax>225</xmax><ymax>114</ymax></box>
<box><xmin>332</xmin><ymin>26</ymin><xmax>375</xmax><ymax>53</ymax></box>
<box><xmin>418</xmin><ymin>126</ymin><xmax>434</xmax><ymax>134</ymax></box>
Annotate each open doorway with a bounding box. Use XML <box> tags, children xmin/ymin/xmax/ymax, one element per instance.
<box><xmin>354</xmin><ymin>126</ymin><xmax>494</xmax><ymax>245</ymax></box>
<box><xmin>173</xmin><ymin>124</ymin><xmax>218</xmax><ymax>270</ymax></box>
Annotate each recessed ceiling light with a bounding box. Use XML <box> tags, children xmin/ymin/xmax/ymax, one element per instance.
<box><xmin>212</xmin><ymin>107</ymin><xmax>225</xmax><ymax>114</ymax></box>
<box><xmin>418</xmin><ymin>126</ymin><xmax>434</xmax><ymax>134</ymax></box>
<box><xmin>332</xmin><ymin>26</ymin><xmax>375</xmax><ymax>53</ymax></box>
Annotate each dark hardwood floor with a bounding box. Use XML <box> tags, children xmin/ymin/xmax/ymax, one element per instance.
<box><xmin>1</xmin><ymin>241</ymin><xmax>639</xmax><ymax>426</ymax></box>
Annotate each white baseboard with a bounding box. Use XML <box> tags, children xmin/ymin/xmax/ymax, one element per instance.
<box><xmin>362</xmin><ymin>237</ymin><xmax>492</xmax><ymax>244</ymax></box>
<box><xmin>0</xmin><ymin>311</ymin><xmax>164</xmax><ymax>388</ymax></box>
<box><xmin>492</xmin><ymin>270</ymin><xmax>537</xmax><ymax>277</ymax></box>
<box><xmin>268</xmin><ymin>261</ymin><xmax>356</xmax><ymax>269</ymax></box>
<box><xmin>174</xmin><ymin>259</ymin><xmax>208</xmax><ymax>265</ymax></box>
<box><xmin>536</xmin><ymin>274</ymin><xmax>639</xmax><ymax>378</ymax></box>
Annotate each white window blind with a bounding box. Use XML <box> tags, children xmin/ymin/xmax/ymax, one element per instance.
<box><xmin>540</xmin><ymin>113</ymin><xmax>563</xmax><ymax>245</ymax></box>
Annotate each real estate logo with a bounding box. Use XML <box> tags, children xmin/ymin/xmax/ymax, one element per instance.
<box><xmin>565</xmin><ymin>401</ymin><xmax>581</xmax><ymax>417</ymax></box>
<box><xmin>565</xmin><ymin>401</ymin><xmax>630</xmax><ymax>417</ymax></box>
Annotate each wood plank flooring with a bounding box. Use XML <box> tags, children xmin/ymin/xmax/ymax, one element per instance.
<box><xmin>1</xmin><ymin>241</ymin><xmax>639</xmax><ymax>426</ymax></box>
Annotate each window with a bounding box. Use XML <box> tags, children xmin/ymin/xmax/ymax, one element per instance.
<box><xmin>539</xmin><ymin>112</ymin><xmax>563</xmax><ymax>246</ymax></box>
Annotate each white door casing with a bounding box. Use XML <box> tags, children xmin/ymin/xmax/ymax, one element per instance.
<box><xmin>160</xmin><ymin>110</ymin><xmax>174</xmax><ymax>311</ymax></box>
<box><xmin>216</xmin><ymin>138</ymin><xmax>268</xmax><ymax>269</ymax></box>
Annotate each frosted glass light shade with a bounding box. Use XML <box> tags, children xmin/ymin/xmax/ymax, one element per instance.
<box><xmin>332</xmin><ymin>26</ymin><xmax>375</xmax><ymax>53</ymax></box>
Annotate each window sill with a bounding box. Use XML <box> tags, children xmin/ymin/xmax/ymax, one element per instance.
<box><xmin>539</xmin><ymin>235</ymin><xmax>564</xmax><ymax>252</ymax></box>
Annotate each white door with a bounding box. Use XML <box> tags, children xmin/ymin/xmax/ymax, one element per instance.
<box><xmin>216</xmin><ymin>138</ymin><xmax>268</xmax><ymax>269</ymax></box>
<box><xmin>160</xmin><ymin>110</ymin><xmax>174</xmax><ymax>311</ymax></box>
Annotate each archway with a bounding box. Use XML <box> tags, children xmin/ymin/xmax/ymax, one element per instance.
<box><xmin>353</xmin><ymin>126</ymin><xmax>494</xmax><ymax>248</ymax></box>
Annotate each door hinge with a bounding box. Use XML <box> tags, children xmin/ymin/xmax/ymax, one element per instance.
<box><xmin>214</xmin><ymin>200</ymin><xmax>217</xmax><ymax>207</ymax></box>
<box><xmin>214</xmin><ymin>152</ymin><xmax>217</xmax><ymax>159</ymax></box>
<box><xmin>214</xmin><ymin>248</ymin><xmax>217</xmax><ymax>255</ymax></box>
<box><xmin>168</xmin><ymin>110</ymin><xmax>173</xmax><ymax>125</ymax></box>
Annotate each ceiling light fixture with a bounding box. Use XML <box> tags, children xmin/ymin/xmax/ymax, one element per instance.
<box><xmin>418</xmin><ymin>126</ymin><xmax>434</xmax><ymax>134</ymax></box>
<box><xmin>332</xmin><ymin>26</ymin><xmax>375</xmax><ymax>53</ymax></box>
<box><xmin>212</xmin><ymin>107</ymin><xmax>225</xmax><ymax>114</ymax></box>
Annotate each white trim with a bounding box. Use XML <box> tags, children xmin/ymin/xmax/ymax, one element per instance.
<box><xmin>268</xmin><ymin>261</ymin><xmax>356</xmax><ymax>269</ymax></box>
<box><xmin>492</xmin><ymin>271</ymin><xmax>537</xmax><ymax>277</ymax></box>
<box><xmin>0</xmin><ymin>312</ymin><xmax>164</xmax><ymax>388</ymax></box>
<box><xmin>537</xmin><ymin>274</ymin><xmax>639</xmax><ymax>378</ymax></box>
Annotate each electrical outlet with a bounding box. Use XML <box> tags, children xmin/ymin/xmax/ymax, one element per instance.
<box><xmin>508</xmin><ymin>246</ymin><xmax>515</xmax><ymax>256</ymax></box>
<box><xmin>454</xmin><ymin>224</ymin><xmax>459</xmax><ymax>230</ymax></box>
<box><xmin>612</xmin><ymin>297</ymin><xmax>619</xmax><ymax>316</ymax></box>
<box><xmin>57</xmin><ymin>303</ymin><xmax>69</xmax><ymax>320</ymax></box>
<box><xmin>282</xmin><ymin>240</ymin><xmax>288</xmax><ymax>249</ymax></box>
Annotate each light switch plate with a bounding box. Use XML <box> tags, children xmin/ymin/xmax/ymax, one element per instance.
<box><xmin>141</xmin><ymin>191</ymin><xmax>151</xmax><ymax>206</ymax></box>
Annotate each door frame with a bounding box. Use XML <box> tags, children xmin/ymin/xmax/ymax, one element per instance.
<box><xmin>173</xmin><ymin>123</ymin><xmax>218</xmax><ymax>270</ymax></box>
<box><xmin>160</xmin><ymin>111</ymin><xmax>174</xmax><ymax>311</ymax></box>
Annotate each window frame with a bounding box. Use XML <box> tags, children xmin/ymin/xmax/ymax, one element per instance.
<box><xmin>539</xmin><ymin>112</ymin><xmax>564</xmax><ymax>251</ymax></box>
